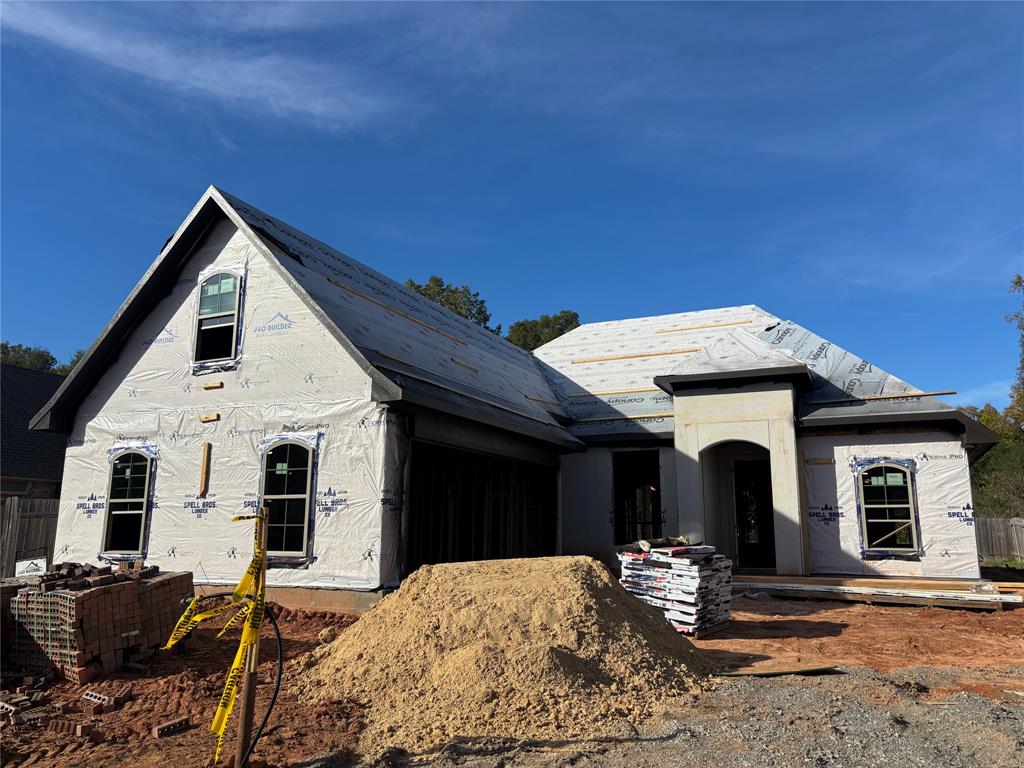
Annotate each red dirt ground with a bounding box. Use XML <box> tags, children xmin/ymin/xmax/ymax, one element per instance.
<box><xmin>3</xmin><ymin>594</ymin><xmax>1023</xmax><ymax>767</ymax></box>
<box><xmin>0</xmin><ymin>605</ymin><xmax>361</xmax><ymax>768</ymax></box>
<box><xmin>692</xmin><ymin>594</ymin><xmax>1024</xmax><ymax>673</ymax></box>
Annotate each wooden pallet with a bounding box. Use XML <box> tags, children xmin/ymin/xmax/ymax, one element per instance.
<box><xmin>735</xmin><ymin>574</ymin><xmax>1023</xmax><ymax>594</ymax></box>
<box><xmin>733</xmin><ymin>580</ymin><xmax>1023</xmax><ymax>611</ymax></box>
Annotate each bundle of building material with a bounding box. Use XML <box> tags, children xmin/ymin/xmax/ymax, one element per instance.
<box><xmin>9</xmin><ymin>564</ymin><xmax>192</xmax><ymax>683</ymax></box>
<box><xmin>618</xmin><ymin>545</ymin><xmax>732</xmax><ymax>635</ymax></box>
<box><xmin>1</xmin><ymin>578</ymin><xmax>25</xmax><ymax>665</ymax></box>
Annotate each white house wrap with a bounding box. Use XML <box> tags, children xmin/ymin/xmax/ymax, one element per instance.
<box><xmin>36</xmin><ymin>186</ymin><xmax>998</xmax><ymax>593</ymax></box>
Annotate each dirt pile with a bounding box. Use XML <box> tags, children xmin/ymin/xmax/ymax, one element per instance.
<box><xmin>292</xmin><ymin>556</ymin><xmax>709</xmax><ymax>756</ymax></box>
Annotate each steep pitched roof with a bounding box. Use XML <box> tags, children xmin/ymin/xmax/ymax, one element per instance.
<box><xmin>30</xmin><ymin>187</ymin><xmax>580</xmax><ymax>449</ymax></box>
<box><xmin>2</xmin><ymin>365</ymin><xmax>67</xmax><ymax>481</ymax></box>
<box><xmin>32</xmin><ymin>185</ymin><xmax>995</xmax><ymax>455</ymax></box>
<box><xmin>218</xmin><ymin>191</ymin><xmax>571</xmax><ymax>428</ymax></box>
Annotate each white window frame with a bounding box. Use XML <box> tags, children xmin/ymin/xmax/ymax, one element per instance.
<box><xmin>103</xmin><ymin>450</ymin><xmax>153</xmax><ymax>555</ymax></box>
<box><xmin>260</xmin><ymin>439</ymin><xmax>314</xmax><ymax>557</ymax></box>
<box><xmin>194</xmin><ymin>270</ymin><xmax>242</xmax><ymax>365</ymax></box>
<box><xmin>857</xmin><ymin>462</ymin><xmax>920</xmax><ymax>555</ymax></box>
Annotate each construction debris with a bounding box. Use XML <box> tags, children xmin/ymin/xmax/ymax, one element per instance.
<box><xmin>152</xmin><ymin>716</ymin><xmax>190</xmax><ymax>738</ymax></box>
<box><xmin>293</xmin><ymin>556</ymin><xmax>710</xmax><ymax>757</ymax></box>
<box><xmin>618</xmin><ymin>545</ymin><xmax>733</xmax><ymax>635</ymax></box>
<box><xmin>8</xmin><ymin>563</ymin><xmax>193</xmax><ymax>682</ymax></box>
<box><xmin>0</xmin><ymin>666</ymin><xmax>56</xmax><ymax>728</ymax></box>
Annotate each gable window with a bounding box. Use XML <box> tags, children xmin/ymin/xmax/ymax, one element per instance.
<box><xmin>261</xmin><ymin>441</ymin><xmax>313</xmax><ymax>556</ymax></box>
<box><xmin>104</xmin><ymin>451</ymin><xmax>153</xmax><ymax>554</ymax></box>
<box><xmin>195</xmin><ymin>271</ymin><xmax>240</xmax><ymax>363</ymax></box>
<box><xmin>858</xmin><ymin>463</ymin><xmax>919</xmax><ymax>555</ymax></box>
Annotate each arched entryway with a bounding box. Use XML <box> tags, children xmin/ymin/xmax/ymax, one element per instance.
<box><xmin>700</xmin><ymin>440</ymin><xmax>776</xmax><ymax>571</ymax></box>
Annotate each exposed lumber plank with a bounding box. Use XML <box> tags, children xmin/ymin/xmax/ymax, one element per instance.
<box><xmin>733</xmin><ymin>581</ymin><xmax>1021</xmax><ymax>609</ymax></box>
<box><xmin>567</xmin><ymin>388</ymin><xmax>662</xmax><ymax>398</ymax></box>
<box><xmin>199</xmin><ymin>442</ymin><xmax>211</xmax><ymax>498</ymax></box>
<box><xmin>655</xmin><ymin>319</ymin><xmax>753</xmax><ymax>334</ymax></box>
<box><xmin>570</xmin><ymin>348</ymin><xmax>700</xmax><ymax>365</ymax></box>
<box><xmin>736</xmin><ymin>574</ymin><xmax>1013</xmax><ymax>592</ymax></box>
<box><xmin>735</xmin><ymin>587</ymin><xmax>1010</xmax><ymax>611</ymax></box>
<box><xmin>573</xmin><ymin>412</ymin><xmax>675</xmax><ymax>423</ymax></box>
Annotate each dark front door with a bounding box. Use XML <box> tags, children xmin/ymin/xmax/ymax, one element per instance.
<box><xmin>613</xmin><ymin>450</ymin><xmax>662</xmax><ymax>545</ymax></box>
<box><xmin>733</xmin><ymin>458</ymin><xmax>775</xmax><ymax>569</ymax></box>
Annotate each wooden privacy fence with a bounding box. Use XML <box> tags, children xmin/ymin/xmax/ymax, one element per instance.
<box><xmin>975</xmin><ymin>517</ymin><xmax>1024</xmax><ymax>562</ymax></box>
<box><xmin>1</xmin><ymin>497</ymin><xmax>60</xmax><ymax>576</ymax></box>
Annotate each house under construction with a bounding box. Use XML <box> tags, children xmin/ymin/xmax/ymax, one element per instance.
<box><xmin>32</xmin><ymin>187</ymin><xmax>999</xmax><ymax>598</ymax></box>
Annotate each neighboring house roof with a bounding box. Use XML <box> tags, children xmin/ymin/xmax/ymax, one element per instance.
<box><xmin>31</xmin><ymin>186</ymin><xmax>997</xmax><ymax>456</ymax></box>
<box><xmin>1</xmin><ymin>364</ymin><xmax>67</xmax><ymax>481</ymax></box>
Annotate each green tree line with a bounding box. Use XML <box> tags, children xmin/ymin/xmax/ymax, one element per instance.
<box><xmin>960</xmin><ymin>274</ymin><xmax>1024</xmax><ymax>519</ymax></box>
<box><xmin>406</xmin><ymin>274</ymin><xmax>579</xmax><ymax>351</ymax></box>
<box><xmin>1</xmin><ymin>342</ymin><xmax>85</xmax><ymax>376</ymax></box>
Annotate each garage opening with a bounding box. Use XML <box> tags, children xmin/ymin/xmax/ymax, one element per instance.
<box><xmin>406</xmin><ymin>441</ymin><xmax>558</xmax><ymax>573</ymax></box>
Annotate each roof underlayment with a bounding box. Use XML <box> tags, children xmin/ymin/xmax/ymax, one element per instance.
<box><xmin>534</xmin><ymin>306</ymin><xmax>995</xmax><ymax>447</ymax></box>
<box><xmin>218</xmin><ymin>191</ymin><xmax>574</xmax><ymax>436</ymax></box>
<box><xmin>32</xmin><ymin>186</ymin><xmax>997</xmax><ymax>453</ymax></box>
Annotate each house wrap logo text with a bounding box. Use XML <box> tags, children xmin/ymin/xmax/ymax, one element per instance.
<box><xmin>143</xmin><ymin>327</ymin><xmax>177</xmax><ymax>347</ymax></box>
<box><xmin>255</xmin><ymin>311</ymin><xmax>295</xmax><ymax>335</ymax></box>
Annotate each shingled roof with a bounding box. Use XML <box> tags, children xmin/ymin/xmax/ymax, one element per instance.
<box><xmin>2</xmin><ymin>364</ymin><xmax>67</xmax><ymax>481</ymax></box>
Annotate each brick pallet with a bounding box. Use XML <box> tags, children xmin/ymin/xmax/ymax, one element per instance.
<box><xmin>618</xmin><ymin>545</ymin><xmax>733</xmax><ymax>636</ymax></box>
<box><xmin>10</xmin><ymin>567</ymin><xmax>192</xmax><ymax>683</ymax></box>
<box><xmin>1</xmin><ymin>579</ymin><xmax>26</xmax><ymax>665</ymax></box>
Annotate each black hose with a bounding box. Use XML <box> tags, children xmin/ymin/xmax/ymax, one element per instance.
<box><xmin>178</xmin><ymin>592</ymin><xmax>284</xmax><ymax>767</ymax></box>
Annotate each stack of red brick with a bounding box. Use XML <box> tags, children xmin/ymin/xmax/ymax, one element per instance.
<box><xmin>9</xmin><ymin>564</ymin><xmax>192</xmax><ymax>684</ymax></box>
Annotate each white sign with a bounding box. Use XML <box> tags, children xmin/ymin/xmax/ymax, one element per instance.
<box><xmin>14</xmin><ymin>558</ymin><xmax>46</xmax><ymax>577</ymax></box>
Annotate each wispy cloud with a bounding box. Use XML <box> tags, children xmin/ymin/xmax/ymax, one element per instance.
<box><xmin>952</xmin><ymin>379</ymin><xmax>1013</xmax><ymax>408</ymax></box>
<box><xmin>2</xmin><ymin>2</ymin><xmax>409</xmax><ymax>132</ymax></box>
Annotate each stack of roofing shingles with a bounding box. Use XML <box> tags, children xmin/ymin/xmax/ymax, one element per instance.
<box><xmin>618</xmin><ymin>545</ymin><xmax>732</xmax><ymax>636</ymax></box>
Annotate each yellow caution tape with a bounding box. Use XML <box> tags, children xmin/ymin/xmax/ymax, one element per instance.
<box><xmin>163</xmin><ymin>512</ymin><xmax>268</xmax><ymax>765</ymax></box>
<box><xmin>211</xmin><ymin>579</ymin><xmax>267</xmax><ymax>762</ymax></box>
<box><xmin>211</xmin><ymin>639</ymin><xmax>250</xmax><ymax>763</ymax></box>
<box><xmin>162</xmin><ymin>595</ymin><xmax>200</xmax><ymax>649</ymax></box>
<box><xmin>231</xmin><ymin>547</ymin><xmax>265</xmax><ymax>604</ymax></box>
<box><xmin>215</xmin><ymin>601</ymin><xmax>253</xmax><ymax>639</ymax></box>
<box><xmin>241</xmin><ymin>590</ymin><xmax>266</xmax><ymax>645</ymax></box>
<box><xmin>163</xmin><ymin>599</ymin><xmax>237</xmax><ymax>650</ymax></box>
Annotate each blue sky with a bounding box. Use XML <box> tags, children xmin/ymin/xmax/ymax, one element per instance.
<box><xmin>2</xmin><ymin>1</ymin><xmax>1021</xmax><ymax>408</ymax></box>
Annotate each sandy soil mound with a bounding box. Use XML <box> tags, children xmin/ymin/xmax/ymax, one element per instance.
<box><xmin>292</xmin><ymin>556</ymin><xmax>709</xmax><ymax>756</ymax></box>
